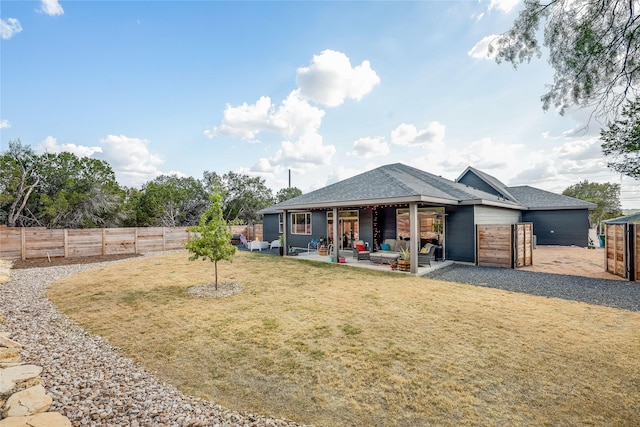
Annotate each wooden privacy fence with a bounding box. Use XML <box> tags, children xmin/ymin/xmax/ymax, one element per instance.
<box><xmin>605</xmin><ymin>223</ymin><xmax>639</xmax><ymax>281</ymax></box>
<box><xmin>0</xmin><ymin>224</ymin><xmax>263</xmax><ymax>261</ymax></box>
<box><xmin>476</xmin><ymin>223</ymin><xmax>533</xmax><ymax>269</ymax></box>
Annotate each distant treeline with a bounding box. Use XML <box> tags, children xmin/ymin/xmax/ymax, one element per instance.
<box><xmin>1</xmin><ymin>139</ymin><xmax>301</xmax><ymax>228</ymax></box>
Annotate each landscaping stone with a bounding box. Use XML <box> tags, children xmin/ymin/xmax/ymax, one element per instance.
<box><xmin>0</xmin><ymin>412</ymin><xmax>71</xmax><ymax>427</ymax></box>
<box><xmin>0</xmin><ymin>350</ymin><xmax>20</xmax><ymax>365</ymax></box>
<box><xmin>3</xmin><ymin>385</ymin><xmax>52</xmax><ymax>417</ymax></box>
<box><xmin>0</xmin><ymin>366</ymin><xmax>42</xmax><ymax>395</ymax></box>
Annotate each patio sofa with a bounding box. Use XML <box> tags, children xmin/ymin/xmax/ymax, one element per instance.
<box><xmin>369</xmin><ymin>239</ymin><xmax>437</xmax><ymax>266</ymax></box>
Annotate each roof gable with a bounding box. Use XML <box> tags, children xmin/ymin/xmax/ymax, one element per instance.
<box><xmin>456</xmin><ymin>166</ymin><xmax>518</xmax><ymax>202</ymax></box>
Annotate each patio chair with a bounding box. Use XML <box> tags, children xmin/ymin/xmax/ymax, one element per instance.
<box><xmin>270</xmin><ymin>239</ymin><xmax>282</xmax><ymax>249</ymax></box>
<box><xmin>239</xmin><ymin>234</ymin><xmax>251</xmax><ymax>249</ymax></box>
<box><xmin>352</xmin><ymin>241</ymin><xmax>370</xmax><ymax>261</ymax></box>
<box><xmin>307</xmin><ymin>238</ymin><xmax>320</xmax><ymax>254</ymax></box>
<box><xmin>418</xmin><ymin>243</ymin><xmax>437</xmax><ymax>267</ymax></box>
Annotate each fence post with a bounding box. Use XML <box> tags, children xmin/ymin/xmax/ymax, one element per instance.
<box><xmin>162</xmin><ymin>227</ymin><xmax>166</xmax><ymax>251</ymax></box>
<box><xmin>64</xmin><ymin>229</ymin><xmax>68</xmax><ymax>258</ymax></box>
<box><xmin>102</xmin><ymin>228</ymin><xmax>107</xmax><ymax>255</ymax></box>
<box><xmin>21</xmin><ymin>227</ymin><xmax>26</xmax><ymax>260</ymax></box>
<box><xmin>134</xmin><ymin>228</ymin><xmax>139</xmax><ymax>254</ymax></box>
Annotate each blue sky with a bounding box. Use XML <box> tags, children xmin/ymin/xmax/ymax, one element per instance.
<box><xmin>1</xmin><ymin>0</ymin><xmax>639</xmax><ymax>209</ymax></box>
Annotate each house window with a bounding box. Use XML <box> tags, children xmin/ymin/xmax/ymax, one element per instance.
<box><xmin>291</xmin><ymin>212</ymin><xmax>312</xmax><ymax>235</ymax></box>
<box><xmin>278</xmin><ymin>213</ymin><xmax>284</xmax><ymax>234</ymax></box>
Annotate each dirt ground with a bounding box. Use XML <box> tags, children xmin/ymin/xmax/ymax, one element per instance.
<box><xmin>520</xmin><ymin>246</ymin><xmax>623</xmax><ymax>280</ymax></box>
<box><xmin>10</xmin><ymin>253</ymin><xmax>141</xmax><ymax>269</ymax></box>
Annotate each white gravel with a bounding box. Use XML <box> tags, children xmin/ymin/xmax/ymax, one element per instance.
<box><xmin>0</xmin><ymin>258</ymin><xmax>306</xmax><ymax>427</ymax></box>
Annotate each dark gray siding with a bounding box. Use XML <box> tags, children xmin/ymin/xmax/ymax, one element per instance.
<box><xmin>444</xmin><ymin>205</ymin><xmax>475</xmax><ymax>262</ymax></box>
<box><xmin>458</xmin><ymin>172</ymin><xmax>500</xmax><ymax>197</ymax></box>
<box><xmin>522</xmin><ymin>209</ymin><xmax>590</xmax><ymax>246</ymax></box>
<box><xmin>379</xmin><ymin>207</ymin><xmax>398</xmax><ymax>241</ymax></box>
<box><xmin>262</xmin><ymin>213</ymin><xmax>280</xmax><ymax>243</ymax></box>
<box><xmin>359</xmin><ymin>209</ymin><xmax>373</xmax><ymax>247</ymax></box>
<box><xmin>286</xmin><ymin>210</ymin><xmax>328</xmax><ymax>249</ymax></box>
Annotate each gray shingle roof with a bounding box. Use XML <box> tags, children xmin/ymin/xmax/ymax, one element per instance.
<box><xmin>506</xmin><ymin>186</ymin><xmax>597</xmax><ymax>210</ymax></box>
<box><xmin>262</xmin><ymin>163</ymin><xmax>521</xmax><ymax>212</ymax></box>
<box><xmin>604</xmin><ymin>212</ymin><xmax>640</xmax><ymax>224</ymax></box>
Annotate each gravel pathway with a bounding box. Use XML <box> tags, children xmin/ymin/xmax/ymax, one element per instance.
<box><xmin>424</xmin><ymin>264</ymin><xmax>640</xmax><ymax>312</ymax></box>
<box><xmin>0</xmin><ymin>259</ymin><xmax>305</xmax><ymax>427</ymax></box>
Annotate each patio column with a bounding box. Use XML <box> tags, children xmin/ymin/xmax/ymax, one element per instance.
<box><xmin>282</xmin><ymin>209</ymin><xmax>288</xmax><ymax>250</ymax></box>
<box><xmin>409</xmin><ymin>202</ymin><xmax>419</xmax><ymax>274</ymax></box>
<box><xmin>332</xmin><ymin>207</ymin><xmax>339</xmax><ymax>262</ymax></box>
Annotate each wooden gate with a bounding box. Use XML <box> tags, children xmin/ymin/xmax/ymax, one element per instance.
<box><xmin>514</xmin><ymin>223</ymin><xmax>533</xmax><ymax>268</ymax></box>
<box><xmin>476</xmin><ymin>223</ymin><xmax>533</xmax><ymax>269</ymax></box>
<box><xmin>605</xmin><ymin>223</ymin><xmax>639</xmax><ymax>281</ymax></box>
<box><xmin>605</xmin><ymin>224</ymin><xmax>627</xmax><ymax>278</ymax></box>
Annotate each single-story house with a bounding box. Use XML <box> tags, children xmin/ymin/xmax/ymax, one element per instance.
<box><xmin>259</xmin><ymin>163</ymin><xmax>595</xmax><ymax>272</ymax></box>
<box><xmin>604</xmin><ymin>212</ymin><xmax>640</xmax><ymax>224</ymax></box>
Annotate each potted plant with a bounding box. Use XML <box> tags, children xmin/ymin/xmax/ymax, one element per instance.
<box><xmin>398</xmin><ymin>247</ymin><xmax>411</xmax><ymax>271</ymax></box>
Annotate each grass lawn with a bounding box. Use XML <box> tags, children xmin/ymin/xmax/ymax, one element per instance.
<box><xmin>48</xmin><ymin>251</ymin><xmax>640</xmax><ymax>426</ymax></box>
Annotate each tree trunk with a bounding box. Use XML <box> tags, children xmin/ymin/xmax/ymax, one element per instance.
<box><xmin>214</xmin><ymin>260</ymin><xmax>218</xmax><ymax>290</ymax></box>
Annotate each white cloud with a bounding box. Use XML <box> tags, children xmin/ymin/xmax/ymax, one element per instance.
<box><xmin>468</xmin><ymin>34</ymin><xmax>501</xmax><ymax>59</ymax></box>
<box><xmin>40</xmin><ymin>0</ymin><xmax>64</xmax><ymax>16</ymax></box>
<box><xmin>296</xmin><ymin>50</ymin><xmax>380</xmax><ymax>107</ymax></box>
<box><xmin>488</xmin><ymin>0</ymin><xmax>520</xmax><ymax>13</ymax></box>
<box><xmin>391</xmin><ymin>121</ymin><xmax>446</xmax><ymax>147</ymax></box>
<box><xmin>0</xmin><ymin>18</ymin><xmax>22</xmax><ymax>40</ymax></box>
<box><xmin>271</xmin><ymin>133</ymin><xmax>336</xmax><ymax>169</ymax></box>
<box><xmin>206</xmin><ymin>90</ymin><xmax>325</xmax><ymax>141</ymax></box>
<box><xmin>349</xmin><ymin>137</ymin><xmax>389</xmax><ymax>159</ymax></box>
<box><xmin>552</xmin><ymin>136</ymin><xmax>602</xmax><ymax>161</ymax></box>
<box><xmin>0</xmin><ymin>120</ymin><xmax>10</xmax><ymax>129</ymax></box>
<box><xmin>98</xmin><ymin>134</ymin><xmax>165</xmax><ymax>187</ymax></box>
<box><xmin>36</xmin><ymin>136</ymin><xmax>103</xmax><ymax>157</ymax></box>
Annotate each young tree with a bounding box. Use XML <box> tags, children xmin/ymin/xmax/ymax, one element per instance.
<box><xmin>562</xmin><ymin>180</ymin><xmax>623</xmax><ymax>231</ymax></box>
<box><xmin>600</xmin><ymin>99</ymin><xmax>640</xmax><ymax>179</ymax></box>
<box><xmin>491</xmin><ymin>0</ymin><xmax>639</xmax><ymax>119</ymax></box>
<box><xmin>185</xmin><ymin>191</ymin><xmax>236</xmax><ymax>290</ymax></box>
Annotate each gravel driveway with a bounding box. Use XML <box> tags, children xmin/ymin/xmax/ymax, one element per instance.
<box><xmin>424</xmin><ymin>264</ymin><xmax>640</xmax><ymax>312</ymax></box>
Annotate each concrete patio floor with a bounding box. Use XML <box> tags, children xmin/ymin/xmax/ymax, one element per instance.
<box><xmin>239</xmin><ymin>245</ymin><xmax>452</xmax><ymax>276</ymax></box>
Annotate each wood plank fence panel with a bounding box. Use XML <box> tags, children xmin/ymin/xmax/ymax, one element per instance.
<box><xmin>0</xmin><ymin>224</ymin><xmax>261</xmax><ymax>261</ymax></box>
<box><xmin>136</xmin><ymin>227</ymin><xmax>165</xmax><ymax>252</ymax></box>
<box><xmin>0</xmin><ymin>227</ymin><xmax>22</xmax><ymax>259</ymax></box>
<box><xmin>633</xmin><ymin>224</ymin><xmax>639</xmax><ymax>282</ymax></box>
<box><xmin>476</xmin><ymin>224</ymin><xmax>513</xmax><ymax>268</ymax></box>
<box><xmin>165</xmin><ymin>227</ymin><xmax>190</xmax><ymax>249</ymax></box>
<box><xmin>104</xmin><ymin>228</ymin><xmax>137</xmax><ymax>255</ymax></box>
<box><xmin>66</xmin><ymin>229</ymin><xmax>103</xmax><ymax>257</ymax></box>
<box><xmin>24</xmin><ymin>229</ymin><xmax>65</xmax><ymax>259</ymax></box>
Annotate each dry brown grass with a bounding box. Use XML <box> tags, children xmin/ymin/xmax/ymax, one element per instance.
<box><xmin>48</xmin><ymin>251</ymin><xmax>640</xmax><ymax>426</ymax></box>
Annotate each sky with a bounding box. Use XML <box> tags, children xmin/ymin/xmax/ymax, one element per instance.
<box><xmin>1</xmin><ymin>0</ymin><xmax>639</xmax><ymax>210</ymax></box>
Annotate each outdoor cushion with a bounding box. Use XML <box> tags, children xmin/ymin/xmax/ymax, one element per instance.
<box><xmin>380</xmin><ymin>243</ymin><xmax>391</xmax><ymax>251</ymax></box>
<box><xmin>420</xmin><ymin>247</ymin><xmax>427</xmax><ymax>253</ymax></box>
<box><xmin>356</xmin><ymin>244</ymin><xmax>365</xmax><ymax>251</ymax></box>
